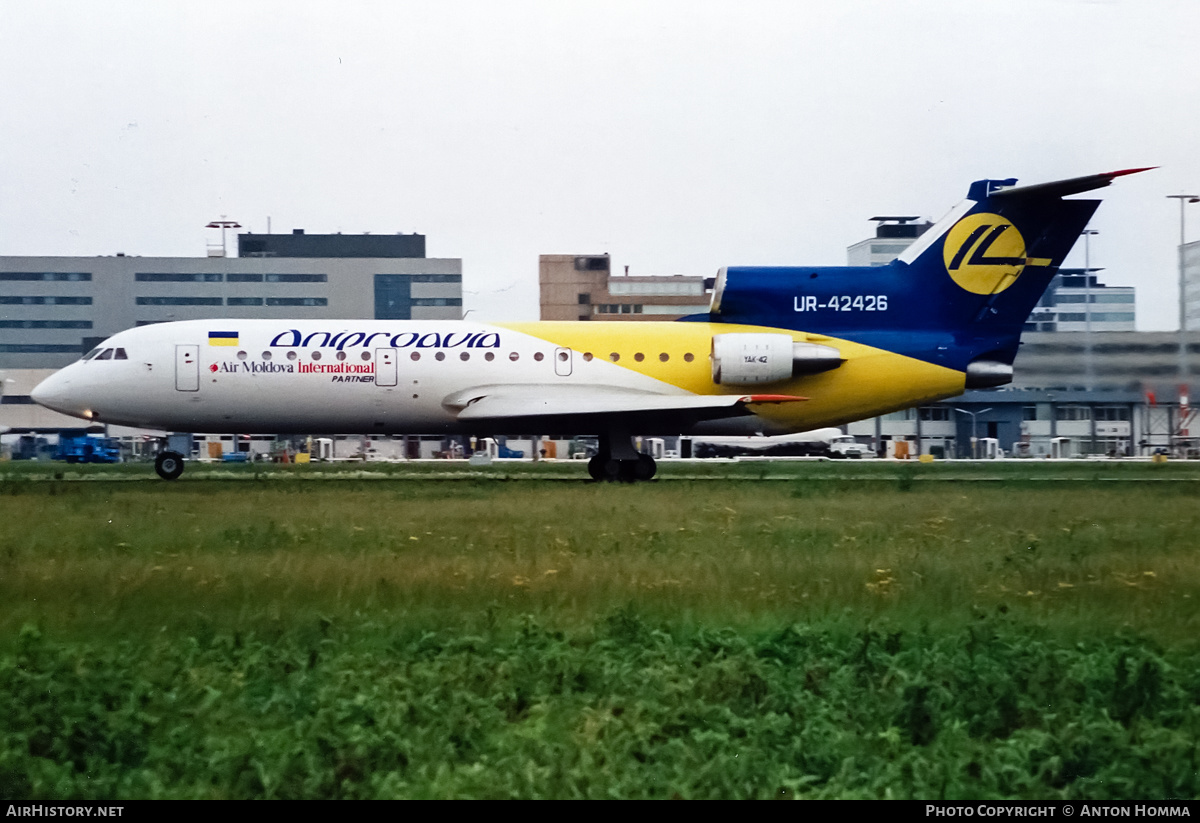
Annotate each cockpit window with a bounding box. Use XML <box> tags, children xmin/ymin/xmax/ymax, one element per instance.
<box><xmin>82</xmin><ymin>348</ymin><xmax>102</xmax><ymax>361</ymax></box>
<box><xmin>114</xmin><ymin>348</ymin><xmax>128</xmax><ymax>360</ymax></box>
<box><xmin>95</xmin><ymin>348</ymin><xmax>114</xmax><ymax>360</ymax></box>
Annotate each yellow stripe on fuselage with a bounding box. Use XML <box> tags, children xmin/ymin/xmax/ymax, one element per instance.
<box><xmin>499</xmin><ymin>321</ymin><xmax>966</xmax><ymax>432</ymax></box>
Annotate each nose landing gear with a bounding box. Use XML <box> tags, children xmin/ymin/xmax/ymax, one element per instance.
<box><xmin>155</xmin><ymin>451</ymin><xmax>186</xmax><ymax>480</ymax></box>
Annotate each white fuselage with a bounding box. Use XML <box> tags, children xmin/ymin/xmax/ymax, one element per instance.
<box><xmin>31</xmin><ymin>317</ymin><xmax>967</xmax><ymax>439</ymax></box>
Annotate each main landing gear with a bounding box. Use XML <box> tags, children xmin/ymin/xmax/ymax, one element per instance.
<box><xmin>586</xmin><ymin>432</ymin><xmax>657</xmax><ymax>483</ymax></box>
<box><xmin>155</xmin><ymin>451</ymin><xmax>186</xmax><ymax>481</ymax></box>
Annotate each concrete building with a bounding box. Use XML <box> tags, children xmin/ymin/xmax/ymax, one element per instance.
<box><xmin>539</xmin><ymin>254</ymin><xmax>711</xmax><ymax>321</ymax></box>
<box><xmin>1184</xmin><ymin>239</ymin><xmax>1200</xmax><ymax>331</ymax></box>
<box><xmin>846</xmin><ymin>217</ymin><xmax>932</xmax><ymax>266</ymax></box>
<box><xmin>1025</xmin><ymin>270</ymin><xmax>1137</xmax><ymax>333</ymax></box>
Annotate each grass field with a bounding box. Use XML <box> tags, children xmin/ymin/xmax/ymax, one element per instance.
<box><xmin>3</xmin><ymin>460</ymin><xmax>1200</xmax><ymax>798</ymax></box>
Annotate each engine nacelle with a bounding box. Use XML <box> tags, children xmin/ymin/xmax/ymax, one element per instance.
<box><xmin>711</xmin><ymin>333</ymin><xmax>844</xmax><ymax>386</ymax></box>
<box><xmin>712</xmin><ymin>334</ymin><xmax>793</xmax><ymax>385</ymax></box>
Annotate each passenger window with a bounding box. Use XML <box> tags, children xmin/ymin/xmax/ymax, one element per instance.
<box><xmin>95</xmin><ymin>349</ymin><xmax>114</xmax><ymax>360</ymax></box>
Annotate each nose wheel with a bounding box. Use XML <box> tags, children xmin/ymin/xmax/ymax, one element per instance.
<box><xmin>154</xmin><ymin>451</ymin><xmax>186</xmax><ymax>480</ymax></box>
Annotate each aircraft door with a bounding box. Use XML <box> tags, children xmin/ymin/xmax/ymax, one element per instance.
<box><xmin>175</xmin><ymin>345</ymin><xmax>199</xmax><ymax>392</ymax></box>
<box><xmin>375</xmin><ymin>348</ymin><xmax>398</xmax><ymax>386</ymax></box>
<box><xmin>554</xmin><ymin>347</ymin><xmax>573</xmax><ymax>377</ymax></box>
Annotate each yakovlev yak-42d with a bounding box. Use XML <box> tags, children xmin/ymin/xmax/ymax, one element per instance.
<box><xmin>32</xmin><ymin>169</ymin><xmax>1149</xmax><ymax>480</ymax></box>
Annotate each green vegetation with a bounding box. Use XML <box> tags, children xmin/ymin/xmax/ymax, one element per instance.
<box><xmin>2</xmin><ymin>463</ymin><xmax>1199</xmax><ymax>798</ymax></box>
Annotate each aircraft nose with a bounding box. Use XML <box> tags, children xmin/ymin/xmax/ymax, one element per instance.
<box><xmin>31</xmin><ymin>371</ymin><xmax>91</xmax><ymax>420</ymax></box>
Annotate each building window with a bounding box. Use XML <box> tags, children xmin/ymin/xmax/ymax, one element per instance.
<box><xmin>227</xmin><ymin>273</ymin><xmax>264</xmax><ymax>282</ymax></box>
<box><xmin>574</xmin><ymin>256</ymin><xmax>609</xmax><ymax>272</ymax></box>
<box><xmin>918</xmin><ymin>407</ymin><xmax>950</xmax><ymax>421</ymax></box>
<box><xmin>0</xmin><ymin>272</ymin><xmax>91</xmax><ymax>281</ymax></box>
<box><xmin>136</xmin><ymin>297</ymin><xmax>223</xmax><ymax>306</ymax></box>
<box><xmin>375</xmin><ymin>274</ymin><xmax>411</xmax><ymax>319</ymax></box>
<box><xmin>265</xmin><ymin>297</ymin><xmax>328</xmax><ymax>307</ymax></box>
<box><xmin>0</xmin><ymin>344</ymin><xmax>84</xmax><ymax>353</ymax></box>
<box><xmin>265</xmin><ymin>274</ymin><xmax>327</xmax><ymax>283</ymax></box>
<box><xmin>0</xmin><ymin>296</ymin><xmax>92</xmax><ymax>305</ymax></box>
<box><xmin>1056</xmin><ymin>405</ymin><xmax>1092</xmax><ymax>421</ymax></box>
<box><xmin>136</xmin><ymin>273</ymin><xmax>223</xmax><ymax>282</ymax></box>
<box><xmin>226</xmin><ymin>297</ymin><xmax>264</xmax><ymax>306</ymax></box>
<box><xmin>578</xmin><ymin>293</ymin><xmax>590</xmax><ymax>305</ymax></box>
<box><xmin>0</xmin><ymin>320</ymin><xmax>92</xmax><ymax>329</ymax></box>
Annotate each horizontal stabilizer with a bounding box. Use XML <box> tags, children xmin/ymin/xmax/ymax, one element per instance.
<box><xmin>443</xmin><ymin>385</ymin><xmax>805</xmax><ymax>421</ymax></box>
<box><xmin>991</xmin><ymin>167</ymin><xmax>1155</xmax><ymax>199</ymax></box>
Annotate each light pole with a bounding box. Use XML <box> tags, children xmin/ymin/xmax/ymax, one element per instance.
<box><xmin>954</xmin><ymin>407</ymin><xmax>993</xmax><ymax>458</ymax></box>
<box><xmin>1082</xmin><ymin>229</ymin><xmax>1098</xmax><ymax>391</ymax></box>
<box><xmin>1167</xmin><ymin>195</ymin><xmax>1199</xmax><ymax>382</ymax></box>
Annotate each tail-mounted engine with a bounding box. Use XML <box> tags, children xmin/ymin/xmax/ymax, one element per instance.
<box><xmin>711</xmin><ymin>333</ymin><xmax>843</xmax><ymax>386</ymax></box>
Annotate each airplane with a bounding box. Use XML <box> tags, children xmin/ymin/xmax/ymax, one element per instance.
<box><xmin>688</xmin><ymin>428</ymin><xmax>869</xmax><ymax>459</ymax></box>
<box><xmin>31</xmin><ymin>168</ymin><xmax>1149</xmax><ymax>481</ymax></box>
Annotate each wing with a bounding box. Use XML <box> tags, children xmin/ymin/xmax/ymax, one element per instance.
<box><xmin>442</xmin><ymin>384</ymin><xmax>804</xmax><ymax>428</ymax></box>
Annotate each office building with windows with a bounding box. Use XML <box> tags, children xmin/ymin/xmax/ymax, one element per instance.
<box><xmin>539</xmin><ymin>254</ymin><xmax>712</xmax><ymax>321</ymax></box>
<box><xmin>1024</xmin><ymin>270</ymin><xmax>1136</xmax><ymax>332</ymax></box>
<box><xmin>846</xmin><ymin>217</ymin><xmax>933</xmax><ymax>266</ymax></box>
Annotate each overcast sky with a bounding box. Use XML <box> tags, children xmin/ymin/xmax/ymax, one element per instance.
<box><xmin>2</xmin><ymin>0</ymin><xmax>1197</xmax><ymax>329</ymax></box>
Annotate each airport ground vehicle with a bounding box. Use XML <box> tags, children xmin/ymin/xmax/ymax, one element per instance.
<box><xmin>55</xmin><ymin>433</ymin><xmax>121</xmax><ymax>464</ymax></box>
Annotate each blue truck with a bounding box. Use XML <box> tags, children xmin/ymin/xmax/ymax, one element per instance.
<box><xmin>55</xmin><ymin>434</ymin><xmax>121</xmax><ymax>464</ymax></box>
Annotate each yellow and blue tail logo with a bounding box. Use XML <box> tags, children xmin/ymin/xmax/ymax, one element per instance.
<box><xmin>698</xmin><ymin>168</ymin><xmax>1151</xmax><ymax>379</ymax></box>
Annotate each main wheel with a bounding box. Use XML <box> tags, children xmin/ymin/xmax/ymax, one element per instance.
<box><xmin>634</xmin><ymin>453</ymin><xmax>657</xmax><ymax>481</ymax></box>
<box><xmin>155</xmin><ymin>451</ymin><xmax>185</xmax><ymax>481</ymax></box>
<box><xmin>587</xmin><ymin>455</ymin><xmax>605</xmax><ymax>481</ymax></box>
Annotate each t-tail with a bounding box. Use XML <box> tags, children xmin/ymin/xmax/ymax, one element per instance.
<box><xmin>699</xmin><ymin>168</ymin><xmax>1153</xmax><ymax>387</ymax></box>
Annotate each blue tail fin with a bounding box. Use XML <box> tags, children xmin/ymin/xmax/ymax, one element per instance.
<box><xmin>704</xmin><ymin>169</ymin><xmax>1151</xmax><ymax>381</ymax></box>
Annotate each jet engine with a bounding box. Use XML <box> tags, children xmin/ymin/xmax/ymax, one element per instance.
<box><xmin>711</xmin><ymin>333</ymin><xmax>843</xmax><ymax>386</ymax></box>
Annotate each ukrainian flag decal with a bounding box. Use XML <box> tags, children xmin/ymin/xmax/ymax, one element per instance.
<box><xmin>208</xmin><ymin>331</ymin><xmax>239</xmax><ymax>347</ymax></box>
